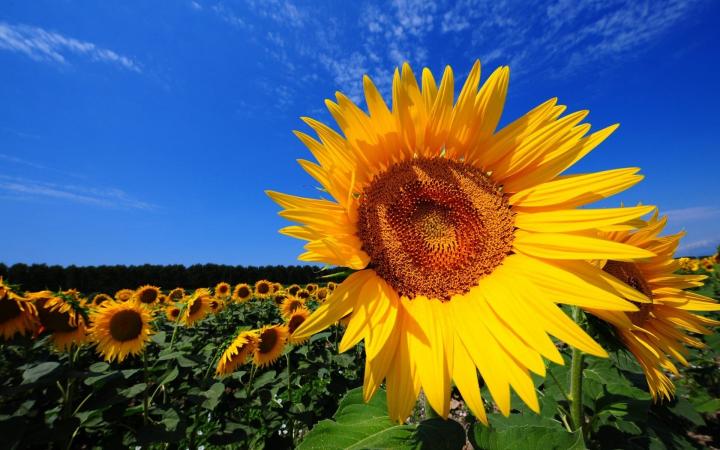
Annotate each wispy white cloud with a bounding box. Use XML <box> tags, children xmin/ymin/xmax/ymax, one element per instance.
<box><xmin>0</xmin><ymin>22</ymin><xmax>141</xmax><ymax>72</ymax></box>
<box><xmin>0</xmin><ymin>175</ymin><xmax>156</xmax><ymax>211</ymax></box>
<box><xmin>665</xmin><ymin>206</ymin><xmax>720</xmax><ymax>222</ymax></box>
<box><xmin>678</xmin><ymin>237</ymin><xmax>719</xmax><ymax>253</ymax></box>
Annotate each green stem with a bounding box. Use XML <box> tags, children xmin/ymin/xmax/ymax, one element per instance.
<box><xmin>569</xmin><ymin>307</ymin><xmax>586</xmax><ymax>443</ymax></box>
<box><xmin>143</xmin><ymin>351</ymin><xmax>149</xmax><ymax>425</ymax></box>
<box><xmin>286</xmin><ymin>353</ymin><xmax>294</xmax><ymax>444</ymax></box>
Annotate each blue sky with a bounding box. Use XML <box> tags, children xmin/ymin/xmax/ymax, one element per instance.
<box><xmin>1</xmin><ymin>0</ymin><xmax>719</xmax><ymax>266</ymax></box>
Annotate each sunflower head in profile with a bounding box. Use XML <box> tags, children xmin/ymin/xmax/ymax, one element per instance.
<box><xmin>0</xmin><ymin>279</ymin><xmax>39</xmax><ymax>340</ymax></box>
<box><xmin>254</xmin><ymin>280</ymin><xmax>272</xmax><ymax>297</ymax></box>
<box><xmin>133</xmin><ymin>285</ymin><xmax>161</xmax><ymax>305</ymax></box>
<box><xmin>115</xmin><ymin>289</ymin><xmax>135</xmax><ymax>302</ymax></box>
<box><xmin>232</xmin><ymin>283</ymin><xmax>252</xmax><ymax>303</ymax></box>
<box><xmin>286</xmin><ymin>308</ymin><xmax>310</xmax><ymax>345</ymax></box>
<box><xmin>281</xmin><ymin>297</ymin><xmax>305</xmax><ymax>319</ymax></box>
<box><xmin>166</xmin><ymin>305</ymin><xmax>181</xmax><ymax>322</ymax></box>
<box><xmin>183</xmin><ymin>289</ymin><xmax>211</xmax><ymax>326</ymax></box>
<box><xmin>168</xmin><ymin>288</ymin><xmax>185</xmax><ymax>302</ymax></box>
<box><xmin>32</xmin><ymin>291</ymin><xmax>89</xmax><ymax>351</ymax></box>
<box><xmin>273</xmin><ymin>293</ymin><xmax>288</xmax><ymax>306</ymax></box>
<box><xmin>89</xmin><ymin>301</ymin><xmax>154</xmax><ymax>362</ymax></box>
<box><xmin>315</xmin><ymin>287</ymin><xmax>329</xmax><ymax>302</ymax></box>
<box><xmin>327</xmin><ymin>282</ymin><xmax>337</xmax><ymax>292</ymax></box>
<box><xmin>305</xmin><ymin>283</ymin><xmax>318</xmax><ymax>294</ymax></box>
<box><xmin>268</xmin><ymin>60</ymin><xmax>659</xmax><ymax>422</ymax></box>
<box><xmin>215</xmin><ymin>282</ymin><xmax>231</xmax><ymax>298</ymax></box>
<box><xmin>272</xmin><ymin>282</ymin><xmax>283</xmax><ymax>294</ymax></box>
<box><xmin>286</xmin><ymin>284</ymin><xmax>301</xmax><ymax>297</ymax></box>
<box><xmin>92</xmin><ymin>293</ymin><xmax>113</xmax><ymax>306</ymax></box>
<box><xmin>586</xmin><ymin>211</ymin><xmax>720</xmax><ymax>401</ymax></box>
<box><xmin>216</xmin><ymin>330</ymin><xmax>259</xmax><ymax>376</ymax></box>
<box><xmin>253</xmin><ymin>325</ymin><xmax>288</xmax><ymax>368</ymax></box>
<box><xmin>295</xmin><ymin>289</ymin><xmax>311</xmax><ymax>301</ymax></box>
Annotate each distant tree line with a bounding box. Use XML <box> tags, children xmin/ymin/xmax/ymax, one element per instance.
<box><xmin>0</xmin><ymin>263</ymin><xmax>346</xmax><ymax>294</ymax></box>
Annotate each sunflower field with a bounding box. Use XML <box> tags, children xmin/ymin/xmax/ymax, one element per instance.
<box><xmin>1</xmin><ymin>257</ymin><xmax>719</xmax><ymax>449</ymax></box>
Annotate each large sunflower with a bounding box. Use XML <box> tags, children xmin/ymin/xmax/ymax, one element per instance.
<box><xmin>0</xmin><ymin>279</ymin><xmax>38</xmax><ymax>340</ymax></box>
<box><xmin>253</xmin><ymin>325</ymin><xmax>288</xmax><ymax>368</ymax></box>
<box><xmin>268</xmin><ymin>61</ymin><xmax>658</xmax><ymax>422</ymax></box>
<box><xmin>89</xmin><ymin>301</ymin><xmax>154</xmax><ymax>362</ymax></box>
<box><xmin>216</xmin><ymin>330</ymin><xmax>259</xmax><ymax>376</ymax></box>
<box><xmin>586</xmin><ymin>211</ymin><xmax>720</xmax><ymax>401</ymax></box>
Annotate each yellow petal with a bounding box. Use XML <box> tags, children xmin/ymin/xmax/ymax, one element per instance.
<box><xmin>514</xmin><ymin>231</ymin><xmax>655</xmax><ymax>261</ymax></box>
<box><xmin>515</xmin><ymin>205</ymin><xmax>655</xmax><ymax>233</ymax></box>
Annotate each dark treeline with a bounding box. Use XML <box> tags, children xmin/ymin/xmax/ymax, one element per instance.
<box><xmin>0</xmin><ymin>263</ymin><xmax>345</xmax><ymax>294</ymax></box>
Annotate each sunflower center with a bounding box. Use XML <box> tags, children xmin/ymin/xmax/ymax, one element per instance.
<box><xmin>109</xmin><ymin>309</ymin><xmax>143</xmax><ymax>341</ymax></box>
<box><xmin>189</xmin><ymin>298</ymin><xmax>203</xmax><ymax>316</ymax></box>
<box><xmin>139</xmin><ymin>289</ymin><xmax>158</xmax><ymax>304</ymax></box>
<box><xmin>357</xmin><ymin>157</ymin><xmax>515</xmax><ymax>300</ymax></box>
<box><xmin>36</xmin><ymin>299</ymin><xmax>76</xmax><ymax>333</ymax></box>
<box><xmin>602</xmin><ymin>260</ymin><xmax>654</xmax><ymax>324</ymax></box>
<box><xmin>287</xmin><ymin>315</ymin><xmax>306</xmax><ymax>334</ymax></box>
<box><xmin>0</xmin><ymin>299</ymin><xmax>21</xmax><ymax>323</ymax></box>
<box><xmin>258</xmin><ymin>329</ymin><xmax>278</xmax><ymax>354</ymax></box>
<box><xmin>257</xmin><ymin>283</ymin><xmax>270</xmax><ymax>295</ymax></box>
<box><xmin>237</xmin><ymin>286</ymin><xmax>250</xmax><ymax>298</ymax></box>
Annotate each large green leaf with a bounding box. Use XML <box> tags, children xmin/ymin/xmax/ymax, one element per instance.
<box><xmin>470</xmin><ymin>414</ymin><xmax>584</xmax><ymax>450</ymax></box>
<box><xmin>298</xmin><ymin>387</ymin><xmax>465</xmax><ymax>450</ymax></box>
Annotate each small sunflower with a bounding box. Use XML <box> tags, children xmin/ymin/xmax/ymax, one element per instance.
<box><xmin>327</xmin><ymin>281</ymin><xmax>337</xmax><ymax>292</ymax></box>
<box><xmin>0</xmin><ymin>279</ymin><xmax>38</xmax><ymax>340</ymax></box>
<box><xmin>157</xmin><ymin>294</ymin><xmax>168</xmax><ymax>304</ymax></box>
<box><xmin>89</xmin><ymin>301</ymin><xmax>154</xmax><ymax>362</ymax></box>
<box><xmin>305</xmin><ymin>283</ymin><xmax>318</xmax><ymax>295</ymax></box>
<box><xmin>92</xmin><ymin>293</ymin><xmax>113</xmax><ymax>306</ymax></box>
<box><xmin>272</xmin><ymin>282</ymin><xmax>283</xmax><ymax>293</ymax></box>
<box><xmin>216</xmin><ymin>330</ymin><xmax>259</xmax><ymax>376</ymax></box>
<box><xmin>254</xmin><ymin>280</ymin><xmax>272</xmax><ymax>297</ymax></box>
<box><xmin>316</xmin><ymin>287</ymin><xmax>329</xmax><ymax>302</ymax></box>
<box><xmin>281</xmin><ymin>297</ymin><xmax>306</xmax><ymax>318</ymax></box>
<box><xmin>215</xmin><ymin>282</ymin><xmax>231</xmax><ymax>298</ymax></box>
<box><xmin>166</xmin><ymin>305</ymin><xmax>181</xmax><ymax>322</ymax></box>
<box><xmin>232</xmin><ymin>283</ymin><xmax>252</xmax><ymax>303</ymax></box>
<box><xmin>115</xmin><ymin>289</ymin><xmax>135</xmax><ymax>302</ymax></box>
<box><xmin>287</xmin><ymin>284</ymin><xmax>301</xmax><ymax>297</ymax></box>
<box><xmin>296</xmin><ymin>289</ymin><xmax>311</xmax><ymax>301</ymax></box>
<box><xmin>183</xmin><ymin>289</ymin><xmax>211</xmax><ymax>326</ymax></box>
<box><xmin>133</xmin><ymin>285</ymin><xmax>161</xmax><ymax>305</ymax></box>
<box><xmin>273</xmin><ymin>293</ymin><xmax>288</xmax><ymax>306</ymax></box>
<box><xmin>32</xmin><ymin>291</ymin><xmax>89</xmax><ymax>351</ymax></box>
<box><xmin>587</xmin><ymin>211</ymin><xmax>720</xmax><ymax>401</ymax></box>
<box><xmin>168</xmin><ymin>288</ymin><xmax>185</xmax><ymax>302</ymax></box>
<box><xmin>269</xmin><ymin>60</ymin><xmax>657</xmax><ymax>421</ymax></box>
<box><xmin>287</xmin><ymin>308</ymin><xmax>310</xmax><ymax>344</ymax></box>
<box><xmin>701</xmin><ymin>258</ymin><xmax>715</xmax><ymax>272</ymax></box>
<box><xmin>209</xmin><ymin>297</ymin><xmax>225</xmax><ymax>314</ymax></box>
<box><xmin>253</xmin><ymin>325</ymin><xmax>288</xmax><ymax>368</ymax></box>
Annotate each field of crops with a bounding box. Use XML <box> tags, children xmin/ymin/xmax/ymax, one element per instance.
<box><xmin>1</xmin><ymin>255</ymin><xmax>718</xmax><ymax>449</ymax></box>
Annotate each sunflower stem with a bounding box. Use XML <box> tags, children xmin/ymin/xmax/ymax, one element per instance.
<box><xmin>286</xmin><ymin>353</ymin><xmax>294</xmax><ymax>444</ymax></box>
<box><xmin>569</xmin><ymin>307</ymin><xmax>586</xmax><ymax>443</ymax></box>
<box><xmin>143</xmin><ymin>350</ymin><xmax>149</xmax><ymax>426</ymax></box>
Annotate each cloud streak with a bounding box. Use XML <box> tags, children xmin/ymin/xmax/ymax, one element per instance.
<box><xmin>665</xmin><ymin>206</ymin><xmax>720</xmax><ymax>222</ymax></box>
<box><xmin>0</xmin><ymin>175</ymin><xmax>156</xmax><ymax>211</ymax></box>
<box><xmin>0</xmin><ymin>22</ymin><xmax>141</xmax><ymax>72</ymax></box>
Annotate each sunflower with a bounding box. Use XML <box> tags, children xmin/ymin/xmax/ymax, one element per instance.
<box><xmin>32</xmin><ymin>291</ymin><xmax>88</xmax><ymax>351</ymax></box>
<box><xmin>327</xmin><ymin>281</ymin><xmax>337</xmax><ymax>292</ymax></box>
<box><xmin>0</xmin><ymin>279</ymin><xmax>38</xmax><ymax>340</ymax></box>
<box><xmin>281</xmin><ymin>297</ymin><xmax>306</xmax><ymax>318</ymax></box>
<box><xmin>216</xmin><ymin>330</ymin><xmax>259</xmax><ymax>376</ymax></box>
<box><xmin>92</xmin><ymin>293</ymin><xmax>113</xmax><ymax>306</ymax></box>
<box><xmin>286</xmin><ymin>308</ymin><xmax>310</xmax><ymax>344</ymax></box>
<box><xmin>586</xmin><ymin>211</ymin><xmax>720</xmax><ymax>401</ymax></box>
<box><xmin>296</xmin><ymin>289</ymin><xmax>311</xmax><ymax>301</ymax></box>
<box><xmin>89</xmin><ymin>301</ymin><xmax>153</xmax><ymax>362</ymax></box>
<box><xmin>268</xmin><ymin>60</ymin><xmax>657</xmax><ymax>422</ymax></box>
<box><xmin>273</xmin><ymin>293</ymin><xmax>288</xmax><ymax>306</ymax></box>
<box><xmin>305</xmin><ymin>283</ymin><xmax>318</xmax><ymax>295</ymax></box>
<box><xmin>316</xmin><ymin>287</ymin><xmax>329</xmax><ymax>302</ymax></box>
<box><xmin>166</xmin><ymin>305</ymin><xmax>181</xmax><ymax>322</ymax></box>
<box><xmin>208</xmin><ymin>297</ymin><xmax>225</xmax><ymax>314</ymax></box>
<box><xmin>157</xmin><ymin>294</ymin><xmax>168</xmax><ymax>304</ymax></box>
<box><xmin>168</xmin><ymin>287</ymin><xmax>185</xmax><ymax>302</ymax></box>
<box><xmin>254</xmin><ymin>280</ymin><xmax>272</xmax><ymax>297</ymax></box>
<box><xmin>287</xmin><ymin>284</ymin><xmax>301</xmax><ymax>297</ymax></box>
<box><xmin>272</xmin><ymin>282</ymin><xmax>283</xmax><ymax>293</ymax></box>
<box><xmin>253</xmin><ymin>325</ymin><xmax>288</xmax><ymax>368</ymax></box>
<box><xmin>133</xmin><ymin>285</ymin><xmax>161</xmax><ymax>305</ymax></box>
<box><xmin>232</xmin><ymin>283</ymin><xmax>252</xmax><ymax>303</ymax></box>
<box><xmin>701</xmin><ymin>258</ymin><xmax>715</xmax><ymax>272</ymax></box>
<box><xmin>183</xmin><ymin>289</ymin><xmax>211</xmax><ymax>326</ymax></box>
<box><xmin>115</xmin><ymin>289</ymin><xmax>135</xmax><ymax>302</ymax></box>
<box><xmin>215</xmin><ymin>282</ymin><xmax>231</xmax><ymax>298</ymax></box>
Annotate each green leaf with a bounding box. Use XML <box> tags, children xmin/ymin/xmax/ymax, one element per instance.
<box><xmin>22</xmin><ymin>362</ymin><xmax>60</xmax><ymax>384</ymax></box>
<box><xmin>298</xmin><ymin>387</ymin><xmax>465</xmax><ymax>450</ymax></box>
<box><xmin>202</xmin><ymin>382</ymin><xmax>226</xmax><ymax>410</ymax></box>
<box><xmin>252</xmin><ymin>370</ymin><xmax>277</xmax><ymax>391</ymax></box>
<box><xmin>151</xmin><ymin>331</ymin><xmax>166</xmax><ymax>345</ymax></box>
<box><xmin>158</xmin><ymin>366</ymin><xmax>179</xmax><ymax>385</ymax></box>
<box><xmin>119</xmin><ymin>383</ymin><xmax>147</xmax><ymax>398</ymax></box>
<box><xmin>470</xmin><ymin>414</ymin><xmax>583</xmax><ymax>450</ymax></box>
